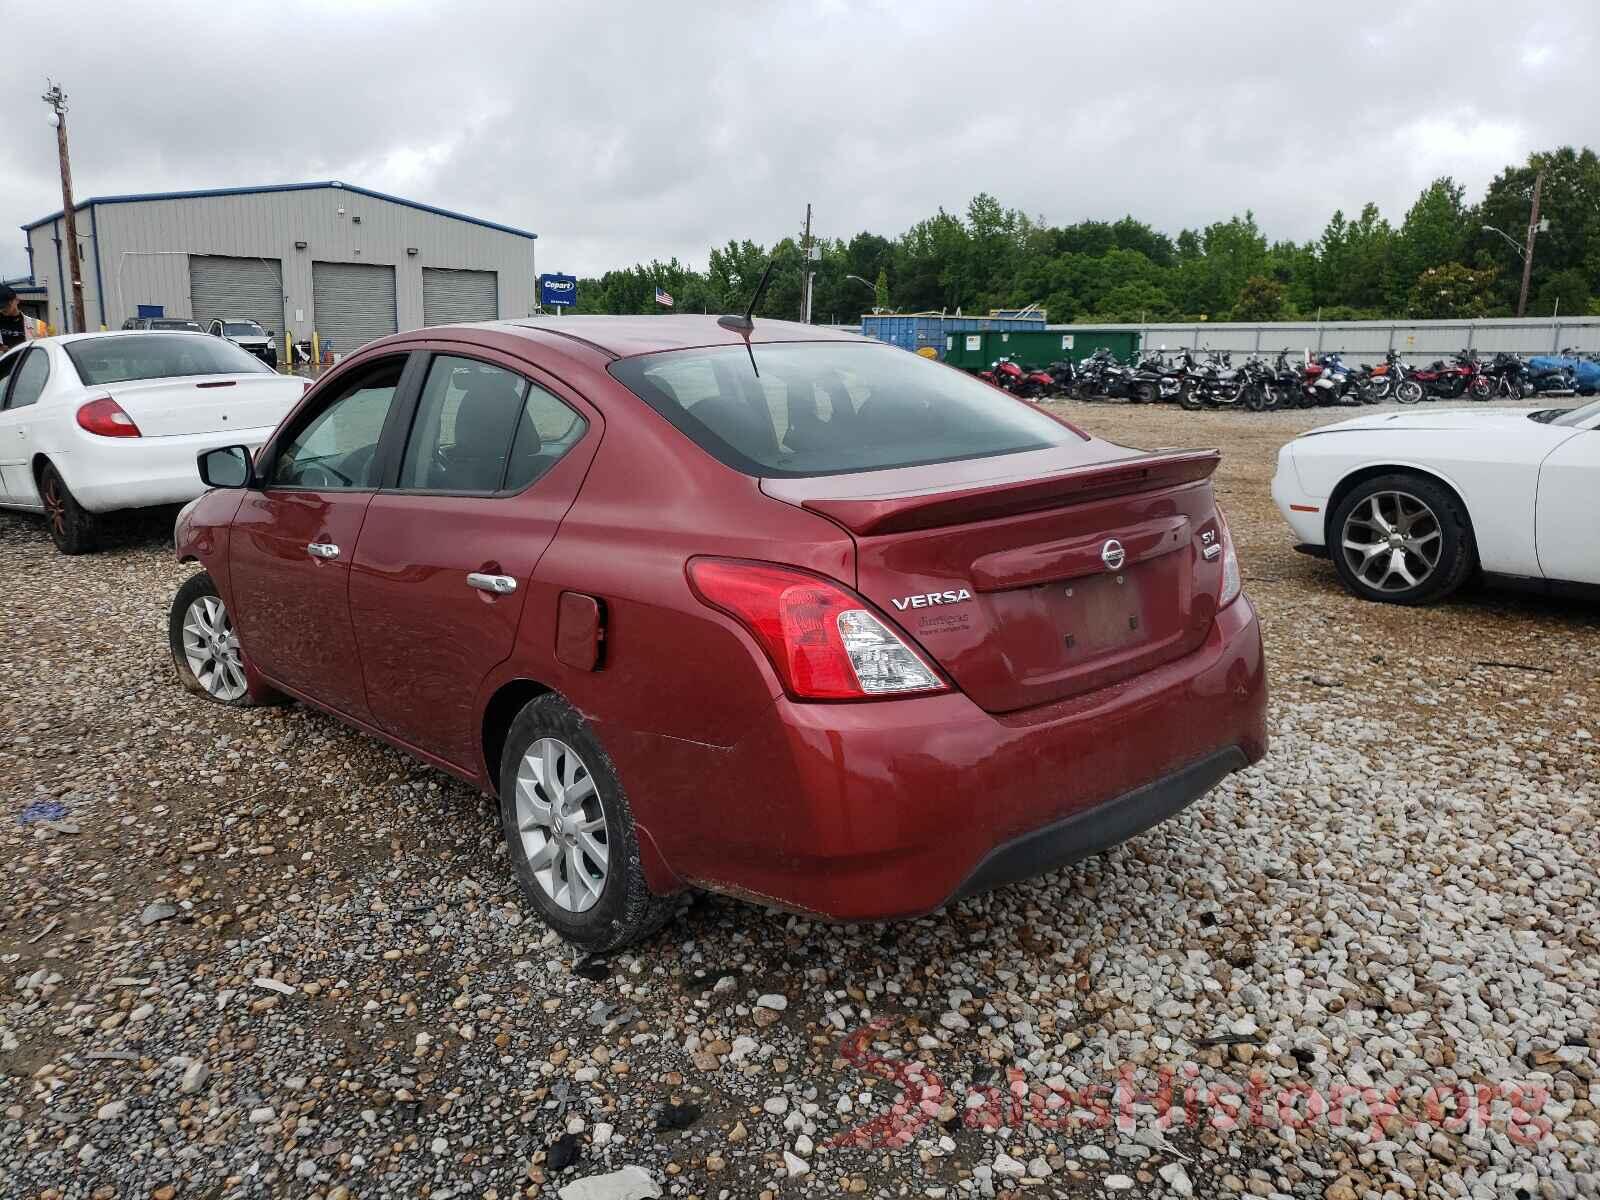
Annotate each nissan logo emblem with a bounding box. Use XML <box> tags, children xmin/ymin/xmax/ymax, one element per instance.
<box><xmin>1101</xmin><ymin>539</ymin><xmax>1126</xmax><ymax>571</ymax></box>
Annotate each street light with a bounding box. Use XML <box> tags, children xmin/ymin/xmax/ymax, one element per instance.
<box><xmin>1481</xmin><ymin>224</ymin><xmax>1525</xmax><ymax>260</ymax></box>
<box><xmin>845</xmin><ymin>274</ymin><xmax>884</xmax><ymax>314</ymax></box>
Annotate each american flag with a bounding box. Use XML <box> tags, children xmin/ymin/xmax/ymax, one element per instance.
<box><xmin>654</xmin><ymin>286</ymin><xmax>674</xmax><ymax>308</ymax></box>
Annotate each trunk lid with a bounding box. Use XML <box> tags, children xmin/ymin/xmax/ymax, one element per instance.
<box><xmin>103</xmin><ymin>374</ymin><xmax>304</xmax><ymax>438</ymax></box>
<box><xmin>764</xmin><ymin>444</ymin><xmax>1228</xmax><ymax>714</ymax></box>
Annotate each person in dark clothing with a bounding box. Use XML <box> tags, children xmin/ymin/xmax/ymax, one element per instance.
<box><xmin>0</xmin><ymin>286</ymin><xmax>29</xmax><ymax>350</ymax></box>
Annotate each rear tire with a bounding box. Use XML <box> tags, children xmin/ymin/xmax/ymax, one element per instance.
<box><xmin>38</xmin><ymin>462</ymin><xmax>98</xmax><ymax>555</ymax></box>
<box><xmin>499</xmin><ymin>694</ymin><xmax>678</xmax><ymax>952</ymax></box>
<box><xmin>1328</xmin><ymin>473</ymin><xmax>1476</xmax><ymax>606</ymax></box>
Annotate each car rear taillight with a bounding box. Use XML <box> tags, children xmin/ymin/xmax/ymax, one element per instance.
<box><xmin>1217</xmin><ymin>507</ymin><xmax>1242</xmax><ymax>607</ymax></box>
<box><xmin>76</xmin><ymin>397</ymin><xmax>142</xmax><ymax>438</ymax></box>
<box><xmin>687</xmin><ymin>558</ymin><xmax>947</xmax><ymax>700</ymax></box>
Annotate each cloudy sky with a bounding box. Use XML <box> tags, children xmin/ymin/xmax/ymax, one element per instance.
<box><xmin>3</xmin><ymin>0</ymin><xmax>1596</xmax><ymax>281</ymax></box>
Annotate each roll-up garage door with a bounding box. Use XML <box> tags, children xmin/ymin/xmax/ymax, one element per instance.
<box><xmin>311</xmin><ymin>261</ymin><xmax>397</xmax><ymax>355</ymax></box>
<box><xmin>422</xmin><ymin>268</ymin><xmax>498</xmax><ymax>326</ymax></box>
<box><xmin>189</xmin><ymin>255</ymin><xmax>284</xmax><ymax>334</ymax></box>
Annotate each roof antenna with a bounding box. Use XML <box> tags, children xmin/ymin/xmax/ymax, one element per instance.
<box><xmin>718</xmin><ymin>256</ymin><xmax>776</xmax><ymax>335</ymax></box>
<box><xmin>718</xmin><ymin>255</ymin><xmax>776</xmax><ymax>376</ymax></box>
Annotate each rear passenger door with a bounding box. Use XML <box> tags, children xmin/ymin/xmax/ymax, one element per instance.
<box><xmin>349</xmin><ymin>350</ymin><xmax>600</xmax><ymax>770</ymax></box>
<box><xmin>0</xmin><ymin>347</ymin><xmax>50</xmax><ymax>506</ymax></box>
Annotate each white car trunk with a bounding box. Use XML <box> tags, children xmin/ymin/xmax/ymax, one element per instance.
<box><xmin>103</xmin><ymin>375</ymin><xmax>303</xmax><ymax>437</ymax></box>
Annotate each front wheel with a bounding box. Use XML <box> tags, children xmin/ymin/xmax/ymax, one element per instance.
<box><xmin>499</xmin><ymin>694</ymin><xmax>678</xmax><ymax>951</ymax></box>
<box><xmin>38</xmin><ymin>462</ymin><xmax>99</xmax><ymax>555</ymax></box>
<box><xmin>1469</xmin><ymin>376</ymin><xmax>1492</xmax><ymax>400</ymax></box>
<box><xmin>1396</xmin><ymin>380</ymin><xmax>1424</xmax><ymax>404</ymax></box>
<box><xmin>1243</xmin><ymin>383</ymin><xmax>1266</xmax><ymax>413</ymax></box>
<box><xmin>169</xmin><ymin>571</ymin><xmax>268</xmax><ymax>706</ymax></box>
<box><xmin>1328</xmin><ymin>474</ymin><xmax>1476</xmax><ymax>606</ymax></box>
<box><xmin>1177</xmin><ymin>380</ymin><xmax>1204</xmax><ymax>411</ymax></box>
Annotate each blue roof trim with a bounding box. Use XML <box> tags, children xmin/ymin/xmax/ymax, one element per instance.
<box><xmin>22</xmin><ymin>180</ymin><xmax>536</xmax><ymax>240</ymax></box>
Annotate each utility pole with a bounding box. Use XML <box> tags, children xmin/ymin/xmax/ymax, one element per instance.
<box><xmin>1516</xmin><ymin>167</ymin><xmax>1545</xmax><ymax>319</ymax></box>
<box><xmin>42</xmin><ymin>81</ymin><xmax>86</xmax><ymax>334</ymax></box>
<box><xmin>801</xmin><ymin>203</ymin><xmax>814</xmax><ymax>325</ymax></box>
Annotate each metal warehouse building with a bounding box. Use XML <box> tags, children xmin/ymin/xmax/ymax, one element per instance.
<box><xmin>22</xmin><ymin>181</ymin><xmax>537</xmax><ymax>353</ymax></box>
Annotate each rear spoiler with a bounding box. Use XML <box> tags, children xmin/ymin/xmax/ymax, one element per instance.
<box><xmin>801</xmin><ymin>449</ymin><xmax>1221</xmax><ymax>536</ymax></box>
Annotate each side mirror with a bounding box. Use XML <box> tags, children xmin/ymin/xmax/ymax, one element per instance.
<box><xmin>198</xmin><ymin>445</ymin><xmax>254</xmax><ymax>489</ymax></box>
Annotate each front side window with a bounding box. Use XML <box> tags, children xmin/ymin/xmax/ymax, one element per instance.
<box><xmin>269</xmin><ymin>359</ymin><xmax>403</xmax><ymax>490</ymax></box>
<box><xmin>65</xmin><ymin>333</ymin><xmax>272</xmax><ymax>384</ymax></box>
<box><xmin>609</xmin><ymin>340</ymin><xmax>1073</xmax><ymax>478</ymax></box>
<box><xmin>6</xmin><ymin>348</ymin><xmax>49</xmax><ymax>410</ymax></box>
<box><xmin>397</xmin><ymin>356</ymin><xmax>586</xmax><ymax>494</ymax></box>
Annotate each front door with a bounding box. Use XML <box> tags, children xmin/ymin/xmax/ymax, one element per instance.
<box><xmin>1536</xmin><ymin>423</ymin><xmax>1600</xmax><ymax>585</ymax></box>
<box><xmin>227</xmin><ymin>354</ymin><xmax>414</xmax><ymax>721</ymax></box>
<box><xmin>349</xmin><ymin>352</ymin><xmax>598</xmax><ymax>768</ymax></box>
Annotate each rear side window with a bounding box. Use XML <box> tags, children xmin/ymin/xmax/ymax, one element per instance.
<box><xmin>64</xmin><ymin>333</ymin><xmax>272</xmax><ymax>385</ymax></box>
<box><xmin>398</xmin><ymin>356</ymin><xmax>587</xmax><ymax>494</ymax></box>
<box><xmin>5</xmin><ymin>349</ymin><xmax>49</xmax><ymax>410</ymax></box>
<box><xmin>609</xmin><ymin>341</ymin><xmax>1072</xmax><ymax>477</ymax></box>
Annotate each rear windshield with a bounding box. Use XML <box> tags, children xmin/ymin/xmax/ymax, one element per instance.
<box><xmin>609</xmin><ymin>340</ymin><xmax>1073</xmax><ymax>477</ymax></box>
<box><xmin>152</xmin><ymin>319</ymin><xmax>203</xmax><ymax>331</ymax></box>
<box><xmin>65</xmin><ymin>334</ymin><xmax>273</xmax><ymax>385</ymax></box>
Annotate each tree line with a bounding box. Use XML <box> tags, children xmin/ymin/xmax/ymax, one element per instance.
<box><xmin>572</xmin><ymin>147</ymin><xmax>1600</xmax><ymax>326</ymax></box>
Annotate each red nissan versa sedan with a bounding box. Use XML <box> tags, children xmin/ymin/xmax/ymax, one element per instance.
<box><xmin>169</xmin><ymin>317</ymin><xmax>1267</xmax><ymax>950</ymax></box>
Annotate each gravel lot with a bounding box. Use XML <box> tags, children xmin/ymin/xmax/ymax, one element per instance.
<box><xmin>2</xmin><ymin>398</ymin><xmax>1596</xmax><ymax>1200</ymax></box>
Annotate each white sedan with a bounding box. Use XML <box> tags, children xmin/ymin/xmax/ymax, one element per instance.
<box><xmin>1272</xmin><ymin>400</ymin><xmax>1599</xmax><ymax>604</ymax></box>
<box><xmin>0</xmin><ymin>331</ymin><xmax>307</xmax><ymax>554</ymax></box>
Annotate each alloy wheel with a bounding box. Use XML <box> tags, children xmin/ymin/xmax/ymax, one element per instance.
<box><xmin>1340</xmin><ymin>491</ymin><xmax>1443</xmax><ymax>594</ymax></box>
<box><xmin>514</xmin><ymin>738</ymin><xmax>609</xmax><ymax>913</ymax></box>
<box><xmin>181</xmin><ymin>595</ymin><xmax>249</xmax><ymax>701</ymax></box>
<box><xmin>41</xmin><ymin>474</ymin><xmax>66</xmax><ymax>540</ymax></box>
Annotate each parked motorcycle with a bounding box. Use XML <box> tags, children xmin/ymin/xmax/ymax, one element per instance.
<box><xmin>1236</xmin><ymin>353</ymin><xmax>1281</xmax><ymax>411</ymax></box>
<box><xmin>1128</xmin><ymin>350</ymin><xmax>1180</xmax><ymax>403</ymax></box>
<box><xmin>1072</xmin><ymin>348</ymin><xmax>1139</xmax><ymax>401</ymax></box>
<box><xmin>980</xmin><ymin>357</ymin><xmax>1028</xmax><ymax>395</ymax></box>
<box><xmin>1524</xmin><ymin>351</ymin><xmax>1582</xmax><ymax>396</ymax></box>
<box><xmin>1302</xmin><ymin>353</ymin><xmax>1363</xmax><ymax>406</ymax></box>
<box><xmin>1469</xmin><ymin>352</ymin><xmax>1531</xmax><ymax>401</ymax></box>
<box><xmin>1410</xmin><ymin>349</ymin><xmax>1477</xmax><ymax>401</ymax></box>
<box><xmin>1364</xmin><ymin>350</ymin><xmax>1426</xmax><ymax>404</ymax></box>
<box><xmin>1043</xmin><ymin>359</ymin><xmax>1077</xmax><ymax>397</ymax></box>
<box><xmin>1177</xmin><ymin>350</ymin><xmax>1246</xmax><ymax>411</ymax></box>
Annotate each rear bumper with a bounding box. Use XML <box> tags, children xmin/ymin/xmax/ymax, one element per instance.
<box><xmin>63</xmin><ymin>425</ymin><xmax>281</xmax><ymax>513</ymax></box>
<box><xmin>633</xmin><ymin>595</ymin><xmax>1267</xmax><ymax>920</ymax></box>
<box><xmin>950</xmin><ymin>747</ymin><xmax>1248</xmax><ymax>902</ymax></box>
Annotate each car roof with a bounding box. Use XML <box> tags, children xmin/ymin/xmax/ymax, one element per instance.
<box><xmin>39</xmin><ymin>329</ymin><xmax>216</xmax><ymax>346</ymax></box>
<box><xmin>493</xmin><ymin>315</ymin><xmax>868</xmax><ymax>360</ymax></box>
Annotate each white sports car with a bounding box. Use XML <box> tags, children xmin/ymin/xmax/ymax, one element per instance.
<box><xmin>0</xmin><ymin>331</ymin><xmax>308</xmax><ymax>554</ymax></box>
<box><xmin>1272</xmin><ymin>400</ymin><xmax>1600</xmax><ymax>604</ymax></box>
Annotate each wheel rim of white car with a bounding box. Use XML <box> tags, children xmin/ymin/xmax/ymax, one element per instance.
<box><xmin>1341</xmin><ymin>491</ymin><xmax>1443</xmax><ymax>593</ymax></box>
<box><xmin>514</xmin><ymin>738</ymin><xmax>608</xmax><ymax>913</ymax></box>
<box><xmin>181</xmin><ymin>595</ymin><xmax>249</xmax><ymax>702</ymax></box>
